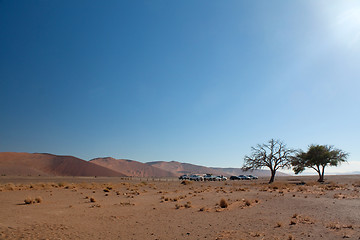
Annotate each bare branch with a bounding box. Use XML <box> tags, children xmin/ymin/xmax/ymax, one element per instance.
<box><xmin>243</xmin><ymin>139</ymin><xmax>295</xmax><ymax>183</ymax></box>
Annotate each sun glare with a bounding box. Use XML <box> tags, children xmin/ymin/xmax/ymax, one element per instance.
<box><xmin>332</xmin><ymin>6</ymin><xmax>360</xmax><ymax>48</ymax></box>
<box><xmin>323</xmin><ymin>1</ymin><xmax>360</xmax><ymax>49</ymax></box>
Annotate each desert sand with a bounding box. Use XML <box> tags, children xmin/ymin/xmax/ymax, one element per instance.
<box><xmin>0</xmin><ymin>175</ymin><xmax>359</xmax><ymax>240</ymax></box>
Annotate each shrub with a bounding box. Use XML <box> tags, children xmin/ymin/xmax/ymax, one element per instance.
<box><xmin>6</xmin><ymin>183</ymin><xmax>16</xmax><ymax>191</ymax></box>
<box><xmin>181</xmin><ymin>180</ymin><xmax>191</xmax><ymax>185</ymax></box>
<box><xmin>184</xmin><ymin>201</ymin><xmax>192</xmax><ymax>208</ymax></box>
<box><xmin>35</xmin><ymin>196</ymin><xmax>43</xmax><ymax>203</ymax></box>
<box><xmin>90</xmin><ymin>197</ymin><xmax>96</xmax><ymax>202</ymax></box>
<box><xmin>276</xmin><ymin>222</ymin><xmax>282</xmax><ymax>228</ymax></box>
<box><xmin>219</xmin><ymin>198</ymin><xmax>228</xmax><ymax>208</ymax></box>
<box><xmin>24</xmin><ymin>197</ymin><xmax>33</xmax><ymax>204</ymax></box>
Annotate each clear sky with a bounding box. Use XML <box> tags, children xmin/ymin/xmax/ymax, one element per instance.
<box><xmin>1</xmin><ymin>0</ymin><xmax>359</xmax><ymax>174</ymax></box>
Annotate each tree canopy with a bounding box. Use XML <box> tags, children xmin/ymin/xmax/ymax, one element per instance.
<box><xmin>291</xmin><ymin>145</ymin><xmax>348</xmax><ymax>182</ymax></box>
<box><xmin>242</xmin><ymin>139</ymin><xmax>295</xmax><ymax>183</ymax></box>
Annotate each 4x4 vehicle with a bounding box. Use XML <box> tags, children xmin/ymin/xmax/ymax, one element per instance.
<box><xmin>203</xmin><ymin>174</ymin><xmax>217</xmax><ymax>181</ymax></box>
<box><xmin>238</xmin><ymin>175</ymin><xmax>251</xmax><ymax>180</ymax></box>
<box><xmin>179</xmin><ymin>175</ymin><xmax>189</xmax><ymax>180</ymax></box>
<box><xmin>246</xmin><ymin>175</ymin><xmax>258</xmax><ymax>179</ymax></box>
<box><xmin>215</xmin><ymin>175</ymin><xmax>227</xmax><ymax>181</ymax></box>
<box><xmin>230</xmin><ymin>176</ymin><xmax>241</xmax><ymax>180</ymax></box>
<box><xmin>189</xmin><ymin>175</ymin><xmax>204</xmax><ymax>181</ymax></box>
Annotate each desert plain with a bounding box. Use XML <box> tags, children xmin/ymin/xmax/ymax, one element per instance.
<box><xmin>0</xmin><ymin>175</ymin><xmax>359</xmax><ymax>240</ymax></box>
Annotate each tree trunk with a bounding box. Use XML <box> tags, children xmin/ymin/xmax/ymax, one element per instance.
<box><xmin>269</xmin><ymin>169</ymin><xmax>276</xmax><ymax>184</ymax></box>
<box><xmin>318</xmin><ymin>166</ymin><xmax>325</xmax><ymax>182</ymax></box>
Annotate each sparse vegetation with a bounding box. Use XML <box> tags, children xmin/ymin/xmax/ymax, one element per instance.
<box><xmin>35</xmin><ymin>196</ymin><xmax>43</xmax><ymax>203</ymax></box>
<box><xmin>24</xmin><ymin>196</ymin><xmax>33</xmax><ymax>204</ymax></box>
<box><xmin>242</xmin><ymin>139</ymin><xmax>296</xmax><ymax>183</ymax></box>
<box><xmin>24</xmin><ymin>196</ymin><xmax>42</xmax><ymax>204</ymax></box>
<box><xmin>184</xmin><ymin>201</ymin><xmax>191</xmax><ymax>208</ymax></box>
<box><xmin>292</xmin><ymin>145</ymin><xmax>348</xmax><ymax>182</ymax></box>
<box><xmin>1</xmin><ymin>174</ymin><xmax>358</xmax><ymax>239</ymax></box>
<box><xmin>219</xmin><ymin>198</ymin><xmax>228</xmax><ymax>208</ymax></box>
<box><xmin>290</xmin><ymin>220</ymin><xmax>297</xmax><ymax>225</ymax></box>
<box><xmin>181</xmin><ymin>180</ymin><xmax>191</xmax><ymax>185</ymax></box>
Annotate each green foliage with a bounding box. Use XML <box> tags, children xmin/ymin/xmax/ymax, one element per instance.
<box><xmin>291</xmin><ymin>145</ymin><xmax>348</xmax><ymax>182</ymax></box>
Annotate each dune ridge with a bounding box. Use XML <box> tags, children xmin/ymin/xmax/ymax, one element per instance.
<box><xmin>90</xmin><ymin>157</ymin><xmax>176</xmax><ymax>177</ymax></box>
<box><xmin>0</xmin><ymin>152</ymin><xmax>126</xmax><ymax>177</ymax></box>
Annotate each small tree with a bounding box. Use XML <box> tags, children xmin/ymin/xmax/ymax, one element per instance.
<box><xmin>242</xmin><ymin>139</ymin><xmax>295</xmax><ymax>183</ymax></box>
<box><xmin>291</xmin><ymin>145</ymin><xmax>348</xmax><ymax>182</ymax></box>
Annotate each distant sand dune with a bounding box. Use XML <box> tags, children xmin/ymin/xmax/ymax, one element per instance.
<box><xmin>0</xmin><ymin>152</ymin><xmax>126</xmax><ymax>177</ymax></box>
<box><xmin>90</xmin><ymin>157</ymin><xmax>176</xmax><ymax>177</ymax></box>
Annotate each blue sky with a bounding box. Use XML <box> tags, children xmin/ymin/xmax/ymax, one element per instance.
<box><xmin>1</xmin><ymin>0</ymin><xmax>359</xmax><ymax>173</ymax></box>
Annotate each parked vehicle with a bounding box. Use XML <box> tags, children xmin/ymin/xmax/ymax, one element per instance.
<box><xmin>246</xmin><ymin>175</ymin><xmax>258</xmax><ymax>179</ymax></box>
<box><xmin>238</xmin><ymin>175</ymin><xmax>251</xmax><ymax>180</ymax></box>
<box><xmin>179</xmin><ymin>175</ymin><xmax>189</xmax><ymax>180</ymax></box>
<box><xmin>215</xmin><ymin>175</ymin><xmax>227</xmax><ymax>181</ymax></box>
<box><xmin>189</xmin><ymin>175</ymin><xmax>204</xmax><ymax>181</ymax></box>
<box><xmin>203</xmin><ymin>174</ymin><xmax>217</xmax><ymax>181</ymax></box>
<box><xmin>230</xmin><ymin>176</ymin><xmax>241</xmax><ymax>180</ymax></box>
<box><xmin>204</xmin><ymin>174</ymin><xmax>216</xmax><ymax>181</ymax></box>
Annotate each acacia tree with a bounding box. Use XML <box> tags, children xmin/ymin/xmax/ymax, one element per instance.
<box><xmin>242</xmin><ymin>139</ymin><xmax>295</xmax><ymax>183</ymax></box>
<box><xmin>291</xmin><ymin>145</ymin><xmax>348</xmax><ymax>182</ymax></box>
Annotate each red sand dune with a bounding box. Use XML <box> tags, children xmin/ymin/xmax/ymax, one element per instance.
<box><xmin>0</xmin><ymin>152</ymin><xmax>126</xmax><ymax>177</ymax></box>
<box><xmin>90</xmin><ymin>157</ymin><xmax>176</xmax><ymax>177</ymax></box>
<box><xmin>147</xmin><ymin>161</ymin><xmax>289</xmax><ymax>177</ymax></box>
<box><xmin>146</xmin><ymin>161</ymin><xmax>229</xmax><ymax>176</ymax></box>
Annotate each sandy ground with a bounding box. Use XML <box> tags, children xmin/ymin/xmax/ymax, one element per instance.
<box><xmin>0</xmin><ymin>175</ymin><xmax>359</xmax><ymax>240</ymax></box>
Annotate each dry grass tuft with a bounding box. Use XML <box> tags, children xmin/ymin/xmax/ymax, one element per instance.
<box><xmin>244</xmin><ymin>199</ymin><xmax>251</xmax><ymax>206</ymax></box>
<box><xmin>181</xmin><ymin>180</ymin><xmax>191</xmax><ymax>185</ymax></box>
<box><xmin>270</xmin><ymin>182</ymin><xmax>291</xmax><ymax>190</ymax></box>
<box><xmin>290</xmin><ymin>220</ymin><xmax>297</xmax><ymax>225</ymax></box>
<box><xmin>352</xmin><ymin>181</ymin><xmax>360</xmax><ymax>188</ymax></box>
<box><xmin>219</xmin><ymin>198</ymin><xmax>228</xmax><ymax>208</ymax></box>
<box><xmin>90</xmin><ymin>204</ymin><xmax>101</xmax><ymax>208</ymax></box>
<box><xmin>35</xmin><ymin>196</ymin><xmax>43</xmax><ymax>203</ymax></box>
<box><xmin>327</xmin><ymin>222</ymin><xmax>353</xmax><ymax>230</ymax></box>
<box><xmin>184</xmin><ymin>201</ymin><xmax>192</xmax><ymax>208</ymax></box>
<box><xmin>290</xmin><ymin>214</ymin><xmax>314</xmax><ymax>225</ymax></box>
<box><xmin>24</xmin><ymin>196</ymin><xmax>43</xmax><ymax>204</ymax></box>
<box><xmin>24</xmin><ymin>197</ymin><xmax>33</xmax><ymax>204</ymax></box>
<box><xmin>6</xmin><ymin>183</ymin><xmax>17</xmax><ymax>191</ymax></box>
